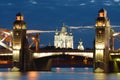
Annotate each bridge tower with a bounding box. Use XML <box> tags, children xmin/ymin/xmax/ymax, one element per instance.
<box><xmin>12</xmin><ymin>13</ymin><xmax>31</xmax><ymax>71</ymax></box>
<box><xmin>94</xmin><ymin>8</ymin><xmax>111</xmax><ymax>73</ymax></box>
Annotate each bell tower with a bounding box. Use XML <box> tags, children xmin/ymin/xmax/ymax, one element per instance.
<box><xmin>12</xmin><ymin>13</ymin><xmax>28</xmax><ymax>71</ymax></box>
<box><xmin>94</xmin><ymin>9</ymin><xmax>111</xmax><ymax>73</ymax></box>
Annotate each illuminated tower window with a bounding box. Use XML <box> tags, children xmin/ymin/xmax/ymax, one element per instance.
<box><xmin>98</xmin><ymin>8</ymin><xmax>107</xmax><ymax>18</ymax></box>
<box><xmin>13</xmin><ymin>12</ymin><xmax>27</xmax><ymax>30</ymax></box>
<box><xmin>16</xmin><ymin>13</ymin><xmax>24</xmax><ymax>21</ymax></box>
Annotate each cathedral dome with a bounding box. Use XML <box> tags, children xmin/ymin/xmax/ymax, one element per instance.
<box><xmin>60</xmin><ymin>23</ymin><xmax>67</xmax><ymax>35</ymax></box>
<box><xmin>54</xmin><ymin>23</ymin><xmax>73</xmax><ymax>49</ymax></box>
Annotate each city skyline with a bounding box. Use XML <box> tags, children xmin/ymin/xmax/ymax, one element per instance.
<box><xmin>0</xmin><ymin>1</ymin><xmax>120</xmax><ymax>49</ymax></box>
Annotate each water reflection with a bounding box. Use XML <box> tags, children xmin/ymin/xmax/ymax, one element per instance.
<box><xmin>94</xmin><ymin>73</ymin><xmax>107</xmax><ymax>80</ymax></box>
<box><xmin>71</xmin><ymin>67</ymin><xmax>75</xmax><ymax>72</ymax></box>
<box><xmin>56</xmin><ymin>67</ymin><xmax>60</xmax><ymax>72</ymax></box>
<box><xmin>27</xmin><ymin>72</ymin><xmax>39</xmax><ymax>80</ymax></box>
<box><xmin>0</xmin><ymin>68</ymin><xmax>120</xmax><ymax>80</ymax></box>
<box><xmin>0</xmin><ymin>72</ymin><xmax>21</xmax><ymax>80</ymax></box>
<box><xmin>53</xmin><ymin>67</ymin><xmax>93</xmax><ymax>72</ymax></box>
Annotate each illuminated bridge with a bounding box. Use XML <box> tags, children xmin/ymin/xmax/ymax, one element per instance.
<box><xmin>0</xmin><ymin>13</ymin><xmax>95</xmax><ymax>71</ymax></box>
<box><xmin>1</xmin><ymin>9</ymin><xmax>120</xmax><ymax>73</ymax></box>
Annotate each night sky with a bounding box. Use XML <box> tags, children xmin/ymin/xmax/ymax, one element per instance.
<box><xmin>0</xmin><ymin>0</ymin><xmax>120</xmax><ymax>49</ymax></box>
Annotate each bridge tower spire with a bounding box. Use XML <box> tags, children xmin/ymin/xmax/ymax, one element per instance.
<box><xmin>12</xmin><ymin>13</ymin><xmax>30</xmax><ymax>71</ymax></box>
<box><xmin>94</xmin><ymin>8</ymin><xmax>111</xmax><ymax>73</ymax></box>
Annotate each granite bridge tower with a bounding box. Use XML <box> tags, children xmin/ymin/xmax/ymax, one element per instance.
<box><xmin>94</xmin><ymin>8</ymin><xmax>111</xmax><ymax>73</ymax></box>
<box><xmin>12</xmin><ymin>13</ymin><xmax>32</xmax><ymax>71</ymax></box>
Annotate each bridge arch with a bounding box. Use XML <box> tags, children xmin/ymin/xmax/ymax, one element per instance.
<box><xmin>32</xmin><ymin>51</ymin><xmax>93</xmax><ymax>70</ymax></box>
<box><xmin>111</xmin><ymin>32</ymin><xmax>120</xmax><ymax>50</ymax></box>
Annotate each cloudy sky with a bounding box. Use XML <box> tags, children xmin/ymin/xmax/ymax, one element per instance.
<box><xmin>0</xmin><ymin>0</ymin><xmax>120</xmax><ymax>49</ymax></box>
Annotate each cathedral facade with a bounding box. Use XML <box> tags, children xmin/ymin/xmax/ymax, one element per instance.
<box><xmin>54</xmin><ymin>23</ymin><xmax>73</xmax><ymax>49</ymax></box>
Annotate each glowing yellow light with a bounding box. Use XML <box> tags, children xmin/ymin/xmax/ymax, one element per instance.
<box><xmin>96</xmin><ymin>44</ymin><xmax>104</xmax><ymax>49</ymax></box>
<box><xmin>16</xmin><ymin>16</ymin><xmax>20</xmax><ymax>21</ymax></box>
<box><xmin>98</xmin><ymin>30</ymin><xmax>102</xmax><ymax>34</ymax></box>
<box><xmin>115</xmin><ymin>58</ymin><xmax>120</xmax><ymax>61</ymax></box>
<box><xmin>28</xmin><ymin>72</ymin><xmax>38</xmax><ymax>80</ymax></box>
<box><xmin>13</xmin><ymin>50</ymin><xmax>20</xmax><ymax>62</ymax></box>
<box><xmin>21</xmin><ymin>16</ymin><xmax>24</xmax><ymax>21</ymax></box>
<box><xmin>96</xmin><ymin>49</ymin><xmax>103</xmax><ymax>53</ymax></box>
<box><xmin>13</xmin><ymin>43</ymin><xmax>21</xmax><ymax>49</ymax></box>
<box><xmin>113</xmin><ymin>61</ymin><xmax>119</xmax><ymax>72</ymax></box>
<box><xmin>96</xmin><ymin>49</ymin><xmax>104</xmax><ymax>61</ymax></box>
<box><xmin>99</xmin><ymin>13</ymin><xmax>104</xmax><ymax>17</ymax></box>
<box><xmin>16</xmin><ymin>45</ymin><xmax>20</xmax><ymax>49</ymax></box>
<box><xmin>71</xmin><ymin>56</ymin><xmax>74</xmax><ymax>59</ymax></box>
<box><xmin>32</xmin><ymin>37</ymin><xmax>35</xmax><ymax>40</ymax></box>
<box><xmin>97</xmin><ymin>22</ymin><xmax>103</xmax><ymax>26</ymax></box>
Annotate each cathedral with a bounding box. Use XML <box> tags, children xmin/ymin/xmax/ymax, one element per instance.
<box><xmin>54</xmin><ymin>23</ymin><xmax>73</xmax><ymax>49</ymax></box>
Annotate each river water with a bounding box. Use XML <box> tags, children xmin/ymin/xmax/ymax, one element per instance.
<box><xmin>0</xmin><ymin>67</ymin><xmax>120</xmax><ymax>80</ymax></box>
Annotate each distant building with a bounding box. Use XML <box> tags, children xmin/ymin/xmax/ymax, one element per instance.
<box><xmin>54</xmin><ymin>23</ymin><xmax>73</xmax><ymax>49</ymax></box>
<box><xmin>77</xmin><ymin>39</ymin><xmax>84</xmax><ymax>50</ymax></box>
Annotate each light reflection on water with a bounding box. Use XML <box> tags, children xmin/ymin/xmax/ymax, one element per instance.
<box><xmin>0</xmin><ymin>68</ymin><xmax>120</xmax><ymax>80</ymax></box>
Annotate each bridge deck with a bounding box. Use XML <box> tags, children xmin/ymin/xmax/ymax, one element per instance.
<box><xmin>33</xmin><ymin>49</ymin><xmax>94</xmax><ymax>58</ymax></box>
<box><xmin>33</xmin><ymin>49</ymin><xmax>93</xmax><ymax>52</ymax></box>
<box><xmin>1</xmin><ymin>49</ymin><xmax>120</xmax><ymax>58</ymax></box>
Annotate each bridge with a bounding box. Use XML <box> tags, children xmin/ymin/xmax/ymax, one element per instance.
<box><xmin>0</xmin><ymin>49</ymin><xmax>93</xmax><ymax>70</ymax></box>
<box><xmin>0</xmin><ymin>9</ymin><xmax>120</xmax><ymax>72</ymax></box>
<box><xmin>0</xmin><ymin>13</ymin><xmax>94</xmax><ymax>71</ymax></box>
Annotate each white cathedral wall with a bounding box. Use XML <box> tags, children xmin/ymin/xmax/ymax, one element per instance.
<box><xmin>54</xmin><ymin>37</ymin><xmax>73</xmax><ymax>48</ymax></box>
<box><xmin>54</xmin><ymin>31</ymin><xmax>73</xmax><ymax>49</ymax></box>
